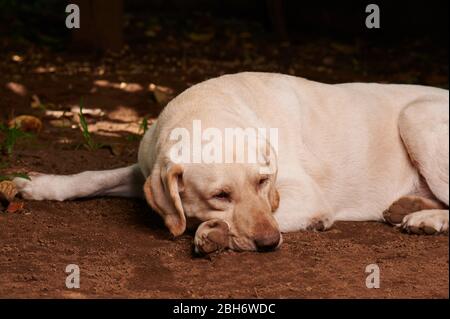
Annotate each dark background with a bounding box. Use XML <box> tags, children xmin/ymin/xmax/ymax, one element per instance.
<box><xmin>0</xmin><ymin>0</ymin><xmax>449</xmax><ymax>48</ymax></box>
<box><xmin>1</xmin><ymin>0</ymin><xmax>448</xmax><ymax>102</ymax></box>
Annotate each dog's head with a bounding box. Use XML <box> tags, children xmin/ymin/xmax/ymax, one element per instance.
<box><xmin>143</xmin><ymin>158</ymin><xmax>281</xmax><ymax>252</ymax></box>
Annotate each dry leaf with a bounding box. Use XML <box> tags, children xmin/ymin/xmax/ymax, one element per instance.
<box><xmin>6</xmin><ymin>201</ymin><xmax>24</xmax><ymax>213</ymax></box>
<box><xmin>9</xmin><ymin>115</ymin><xmax>42</xmax><ymax>133</ymax></box>
<box><xmin>0</xmin><ymin>181</ymin><xmax>18</xmax><ymax>203</ymax></box>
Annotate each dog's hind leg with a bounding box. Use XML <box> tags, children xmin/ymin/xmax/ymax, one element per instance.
<box><xmin>383</xmin><ymin>195</ymin><xmax>445</xmax><ymax>225</ymax></box>
<box><xmin>393</xmin><ymin>93</ymin><xmax>449</xmax><ymax>234</ymax></box>
<box><xmin>13</xmin><ymin>164</ymin><xmax>145</xmax><ymax>201</ymax></box>
<box><xmin>401</xmin><ymin>209</ymin><xmax>448</xmax><ymax>234</ymax></box>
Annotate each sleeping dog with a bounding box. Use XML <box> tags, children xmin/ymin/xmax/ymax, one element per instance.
<box><xmin>13</xmin><ymin>72</ymin><xmax>449</xmax><ymax>252</ymax></box>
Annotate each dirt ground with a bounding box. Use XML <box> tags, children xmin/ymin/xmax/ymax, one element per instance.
<box><xmin>0</xmin><ymin>15</ymin><xmax>448</xmax><ymax>298</ymax></box>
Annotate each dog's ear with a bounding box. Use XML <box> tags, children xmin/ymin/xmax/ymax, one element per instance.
<box><xmin>269</xmin><ymin>186</ymin><xmax>280</xmax><ymax>212</ymax></box>
<box><xmin>258</xmin><ymin>136</ymin><xmax>279</xmax><ymax>212</ymax></box>
<box><xmin>261</xmin><ymin>148</ymin><xmax>279</xmax><ymax>212</ymax></box>
<box><xmin>143</xmin><ymin>162</ymin><xmax>186</xmax><ymax>237</ymax></box>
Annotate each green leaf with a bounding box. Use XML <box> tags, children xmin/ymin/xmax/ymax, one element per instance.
<box><xmin>0</xmin><ymin>123</ymin><xmax>33</xmax><ymax>156</ymax></box>
<box><xmin>78</xmin><ymin>99</ymin><xmax>102</xmax><ymax>151</ymax></box>
<box><xmin>0</xmin><ymin>172</ymin><xmax>30</xmax><ymax>182</ymax></box>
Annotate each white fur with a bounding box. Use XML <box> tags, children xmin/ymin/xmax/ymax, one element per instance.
<box><xmin>14</xmin><ymin>165</ymin><xmax>143</xmax><ymax>201</ymax></box>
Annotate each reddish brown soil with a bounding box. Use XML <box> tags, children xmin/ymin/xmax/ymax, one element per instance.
<box><xmin>0</xmin><ymin>17</ymin><xmax>448</xmax><ymax>298</ymax></box>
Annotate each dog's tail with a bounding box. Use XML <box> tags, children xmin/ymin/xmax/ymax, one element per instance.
<box><xmin>12</xmin><ymin>164</ymin><xmax>145</xmax><ymax>201</ymax></box>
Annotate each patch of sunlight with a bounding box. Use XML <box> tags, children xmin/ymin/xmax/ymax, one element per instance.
<box><xmin>87</xmin><ymin>121</ymin><xmax>141</xmax><ymax>135</ymax></box>
<box><xmin>5</xmin><ymin>82</ymin><xmax>27</xmax><ymax>96</ymax></box>
<box><xmin>33</xmin><ymin>66</ymin><xmax>56</xmax><ymax>74</ymax></box>
<box><xmin>93</xmin><ymin>80</ymin><xmax>144</xmax><ymax>92</ymax></box>
<box><xmin>107</xmin><ymin>105</ymin><xmax>139</xmax><ymax>122</ymax></box>
<box><xmin>11</xmin><ymin>54</ymin><xmax>24</xmax><ymax>63</ymax></box>
<box><xmin>70</xmin><ymin>106</ymin><xmax>105</xmax><ymax>117</ymax></box>
<box><xmin>56</xmin><ymin>136</ymin><xmax>74</xmax><ymax>144</ymax></box>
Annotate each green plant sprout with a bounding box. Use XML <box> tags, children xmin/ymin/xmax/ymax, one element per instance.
<box><xmin>78</xmin><ymin>102</ymin><xmax>104</xmax><ymax>151</ymax></box>
<box><xmin>0</xmin><ymin>172</ymin><xmax>30</xmax><ymax>182</ymax></box>
<box><xmin>0</xmin><ymin>123</ymin><xmax>33</xmax><ymax>156</ymax></box>
<box><xmin>139</xmin><ymin>117</ymin><xmax>149</xmax><ymax>134</ymax></box>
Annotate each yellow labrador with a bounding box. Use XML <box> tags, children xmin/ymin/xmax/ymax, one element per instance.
<box><xmin>14</xmin><ymin>72</ymin><xmax>449</xmax><ymax>252</ymax></box>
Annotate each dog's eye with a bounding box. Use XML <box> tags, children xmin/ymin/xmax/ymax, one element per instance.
<box><xmin>213</xmin><ymin>191</ymin><xmax>231</xmax><ymax>201</ymax></box>
<box><xmin>258</xmin><ymin>177</ymin><xmax>269</xmax><ymax>186</ymax></box>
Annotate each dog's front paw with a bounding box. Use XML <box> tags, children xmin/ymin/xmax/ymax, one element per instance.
<box><xmin>12</xmin><ymin>173</ymin><xmax>47</xmax><ymax>200</ymax></box>
<box><xmin>12</xmin><ymin>176</ymin><xmax>37</xmax><ymax>200</ymax></box>
<box><xmin>383</xmin><ymin>196</ymin><xmax>444</xmax><ymax>225</ymax></box>
<box><xmin>194</xmin><ymin>219</ymin><xmax>230</xmax><ymax>255</ymax></box>
<box><xmin>306</xmin><ymin>215</ymin><xmax>334</xmax><ymax>232</ymax></box>
<box><xmin>401</xmin><ymin>210</ymin><xmax>448</xmax><ymax>235</ymax></box>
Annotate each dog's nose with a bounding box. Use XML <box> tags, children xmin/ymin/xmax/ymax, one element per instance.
<box><xmin>254</xmin><ymin>232</ymin><xmax>281</xmax><ymax>252</ymax></box>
